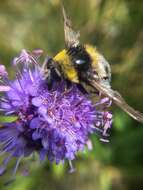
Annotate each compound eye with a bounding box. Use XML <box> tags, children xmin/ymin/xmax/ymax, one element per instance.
<box><xmin>75</xmin><ymin>59</ymin><xmax>86</xmax><ymax>65</ymax></box>
<box><xmin>103</xmin><ymin>76</ymin><xmax>109</xmax><ymax>80</ymax></box>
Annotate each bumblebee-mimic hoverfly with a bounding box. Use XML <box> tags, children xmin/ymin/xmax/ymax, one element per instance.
<box><xmin>43</xmin><ymin>6</ymin><xmax>143</xmax><ymax>123</ymax></box>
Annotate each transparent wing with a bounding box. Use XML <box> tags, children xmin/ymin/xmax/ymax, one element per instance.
<box><xmin>90</xmin><ymin>80</ymin><xmax>143</xmax><ymax>123</ymax></box>
<box><xmin>62</xmin><ymin>6</ymin><xmax>80</xmax><ymax>48</ymax></box>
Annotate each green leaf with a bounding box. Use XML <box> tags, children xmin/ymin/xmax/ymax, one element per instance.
<box><xmin>0</xmin><ymin>115</ymin><xmax>18</xmax><ymax>123</ymax></box>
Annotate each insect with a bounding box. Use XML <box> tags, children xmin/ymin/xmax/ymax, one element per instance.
<box><xmin>44</xmin><ymin>6</ymin><xmax>143</xmax><ymax>123</ymax></box>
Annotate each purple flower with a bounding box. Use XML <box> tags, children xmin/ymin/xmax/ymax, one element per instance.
<box><xmin>0</xmin><ymin>49</ymin><xmax>112</xmax><ymax>176</ymax></box>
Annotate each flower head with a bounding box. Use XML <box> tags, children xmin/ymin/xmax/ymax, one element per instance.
<box><xmin>0</xmin><ymin>49</ymin><xmax>112</xmax><ymax>176</ymax></box>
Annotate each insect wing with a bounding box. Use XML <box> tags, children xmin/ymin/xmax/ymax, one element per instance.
<box><xmin>62</xmin><ymin>6</ymin><xmax>80</xmax><ymax>48</ymax></box>
<box><xmin>90</xmin><ymin>80</ymin><xmax>143</xmax><ymax>123</ymax></box>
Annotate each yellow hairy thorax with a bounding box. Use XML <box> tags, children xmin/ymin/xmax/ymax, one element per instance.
<box><xmin>85</xmin><ymin>44</ymin><xmax>98</xmax><ymax>66</ymax></box>
<box><xmin>54</xmin><ymin>49</ymin><xmax>79</xmax><ymax>83</ymax></box>
<box><xmin>53</xmin><ymin>45</ymin><xmax>99</xmax><ymax>83</ymax></box>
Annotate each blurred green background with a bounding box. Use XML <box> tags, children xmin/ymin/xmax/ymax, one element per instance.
<box><xmin>0</xmin><ymin>0</ymin><xmax>143</xmax><ymax>189</ymax></box>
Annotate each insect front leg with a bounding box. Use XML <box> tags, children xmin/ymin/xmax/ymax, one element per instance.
<box><xmin>44</xmin><ymin>57</ymin><xmax>62</xmax><ymax>89</ymax></box>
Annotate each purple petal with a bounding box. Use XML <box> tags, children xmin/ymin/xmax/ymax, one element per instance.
<box><xmin>32</xmin><ymin>97</ymin><xmax>43</xmax><ymax>107</ymax></box>
<box><xmin>74</xmin><ymin>122</ymin><xmax>81</xmax><ymax>128</ymax></box>
<box><xmin>0</xmin><ymin>102</ymin><xmax>12</xmax><ymax>109</ymax></box>
<box><xmin>0</xmin><ymin>65</ymin><xmax>8</xmax><ymax>77</ymax></box>
<box><xmin>39</xmin><ymin>149</ymin><xmax>47</xmax><ymax>161</ymax></box>
<box><xmin>100</xmin><ymin>138</ymin><xmax>109</xmax><ymax>143</ymax></box>
<box><xmin>12</xmin><ymin>57</ymin><xmax>18</xmax><ymax>66</ymax></box>
<box><xmin>30</xmin><ymin>118</ymin><xmax>41</xmax><ymax>129</ymax></box>
<box><xmin>42</xmin><ymin>136</ymin><xmax>49</xmax><ymax>149</ymax></box>
<box><xmin>86</xmin><ymin>140</ymin><xmax>93</xmax><ymax>151</ymax></box>
<box><xmin>0</xmin><ymin>86</ymin><xmax>10</xmax><ymax>92</ymax></box>
<box><xmin>32</xmin><ymin>131</ymin><xmax>41</xmax><ymax>140</ymax></box>
<box><xmin>38</xmin><ymin>106</ymin><xmax>47</xmax><ymax>116</ymax></box>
